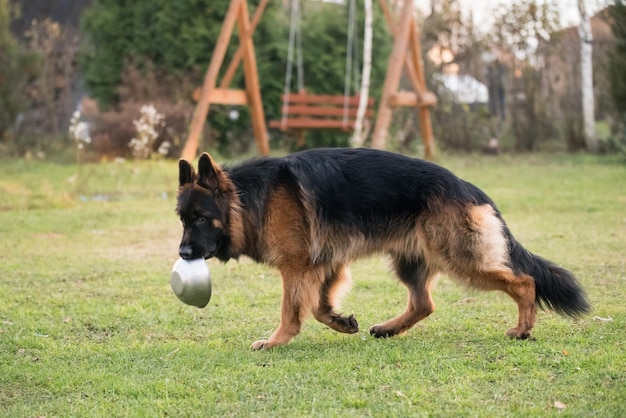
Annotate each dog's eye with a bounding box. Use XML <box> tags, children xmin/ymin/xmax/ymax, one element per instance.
<box><xmin>196</xmin><ymin>216</ymin><xmax>206</xmax><ymax>224</ymax></box>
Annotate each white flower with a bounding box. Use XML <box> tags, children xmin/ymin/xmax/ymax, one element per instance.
<box><xmin>158</xmin><ymin>140</ymin><xmax>171</xmax><ymax>156</ymax></box>
<box><xmin>128</xmin><ymin>104</ymin><xmax>166</xmax><ymax>159</ymax></box>
<box><xmin>69</xmin><ymin>110</ymin><xmax>91</xmax><ymax>149</ymax></box>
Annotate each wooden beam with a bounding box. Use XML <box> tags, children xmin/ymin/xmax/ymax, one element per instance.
<box><xmin>212</xmin><ymin>88</ymin><xmax>249</xmax><ymax>105</ymax></box>
<box><xmin>408</xmin><ymin>23</ymin><xmax>427</xmax><ymax>92</ymax></box>
<box><xmin>374</xmin><ymin>0</ymin><xmax>436</xmax><ymax>159</ymax></box>
<box><xmin>192</xmin><ymin>87</ymin><xmax>249</xmax><ymax>105</ymax></box>
<box><xmin>378</xmin><ymin>0</ymin><xmax>422</xmax><ymax>97</ymax></box>
<box><xmin>220</xmin><ymin>0</ymin><xmax>269</xmax><ymax>89</ymax></box>
<box><xmin>389</xmin><ymin>91</ymin><xmax>437</xmax><ymax>107</ymax></box>
<box><xmin>237</xmin><ymin>0</ymin><xmax>269</xmax><ymax>155</ymax></box>
<box><xmin>371</xmin><ymin>0</ymin><xmax>413</xmax><ymax>149</ymax></box>
<box><xmin>181</xmin><ymin>0</ymin><xmax>242</xmax><ymax>161</ymax></box>
<box><xmin>409</xmin><ymin>22</ymin><xmax>436</xmax><ymax>159</ymax></box>
<box><xmin>418</xmin><ymin>100</ymin><xmax>435</xmax><ymax>159</ymax></box>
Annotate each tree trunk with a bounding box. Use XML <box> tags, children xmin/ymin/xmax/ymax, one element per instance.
<box><xmin>351</xmin><ymin>0</ymin><xmax>373</xmax><ymax>147</ymax></box>
<box><xmin>578</xmin><ymin>0</ymin><xmax>598</xmax><ymax>152</ymax></box>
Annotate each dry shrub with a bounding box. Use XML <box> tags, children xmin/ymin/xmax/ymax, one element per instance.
<box><xmin>88</xmin><ymin>60</ymin><xmax>197</xmax><ymax>159</ymax></box>
<box><xmin>89</xmin><ymin>101</ymin><xmax>193</xmax><ymax>160</ymax></box>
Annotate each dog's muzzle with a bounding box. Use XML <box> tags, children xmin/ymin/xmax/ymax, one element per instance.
<box><xmin>179</xmin><ymin>245</ymin><xmax>194</xmax><ymax>259</ymax></box>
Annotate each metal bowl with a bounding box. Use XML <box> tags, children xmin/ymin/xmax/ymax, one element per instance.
<box><xmin>170</xmin><ymin>258</ymin><xmax>212</xmax><ymax>308</ymax></box>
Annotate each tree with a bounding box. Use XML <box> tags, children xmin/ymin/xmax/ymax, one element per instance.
<box><xmin>578</xmin><ymin>0</ymin><xmax>597</xmax><ymax>152</ymax></box>
<box><xmin>25</xmin><ymin>18</ymin><xmax>80</xmax><ymax>136</ymax></box>
<box><xmin>489</xmin><ymin>0</ymin><xmax>560</xmax><ymax>151</ymax></box>
<box><xmin>350</xmin><ymin>0</ymin><xmax>372</xmax><ymax>147</ymax></box>
<box><xmin>0</xmin><ymin>0</ymin><xmax>39</xmax><ymax>144</ymax></box>
<box><xmin>79</xmin><ymin>0</ymin><xmax>239</xmax><ymax>108</ymax></box>
<box><xmin>422</xmin><ymin>0</ymin><xmax>495</xmax><ymax>152</ymax></box>
<box><xmin>0</xmin><ymin>0</ymin><xmax>20</xmax><ymax>137</ymax></box>
<box><xmin>609</xmin><ymin>1</ymin><xmax>626</xmax><ymax>121</ymax></box>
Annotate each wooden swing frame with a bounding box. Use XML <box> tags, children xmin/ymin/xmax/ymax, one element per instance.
<box><xmin>181</xmin><ymin>0</ymin><xmax>436</xmax><ymax>160</ymax></box>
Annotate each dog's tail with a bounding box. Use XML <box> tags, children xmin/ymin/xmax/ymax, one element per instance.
<box><xmin>507</xmin><ymin>233</ymin><xmax>591</xmax><ymax>317</ymax></box>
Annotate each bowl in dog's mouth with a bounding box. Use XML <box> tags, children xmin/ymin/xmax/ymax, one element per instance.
<box><xmin>170</xmin><ymin>258</ymin><xmax>211</xmax><ymax>308</ymax></box>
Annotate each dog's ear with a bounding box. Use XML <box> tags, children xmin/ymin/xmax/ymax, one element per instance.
<box><xmin>178</xmin><ymin>159</ymin><xmax>196</xmax><ymax>187</ymax></box>
<box><xmin>197</xmin><ymin>152</ymin><xmax>222</xmax><ymax>191</ymax></box>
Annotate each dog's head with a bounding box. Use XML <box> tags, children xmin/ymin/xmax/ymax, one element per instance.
<box><xmin>176</xmin><ymin>153</ymin><xmax>235</xmax><ymax>261</ymax></box>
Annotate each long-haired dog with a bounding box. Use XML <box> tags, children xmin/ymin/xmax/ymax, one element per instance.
<box><xmin>176</xmin><ymin>148</ymin><xmax>590</xmax><ymax>349</ymax></box>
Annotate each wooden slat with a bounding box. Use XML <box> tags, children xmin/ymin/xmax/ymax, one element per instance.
<box><xmin>269</xmin><ymin>118</ymin><xmax>355</xmax><ymax>130</ymax></box>
<box><xmin>270</xmin><ymin>93</ymin><xmax>375</xmax><ymax>132</ymax></box>
<box><xmin>282</xmin><ymin>93</ymin><xmax>374</xmax><ymax>106</ymax></box>
<box><xmin>281</xmin><ymin>105</ymin><xmax>374</xmax><ymax>118</ymax></box>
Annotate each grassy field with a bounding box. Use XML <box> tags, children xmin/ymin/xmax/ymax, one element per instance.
<box><xmin>0</xmin><ymin>152</ymin><xmax>624</xmax><ymax>417</ymax></box>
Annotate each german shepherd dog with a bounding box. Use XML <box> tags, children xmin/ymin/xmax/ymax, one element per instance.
<box><xmin>176</xmin><ymin>148</ymin><xmax>590</xmax><ymax>350</ymax></box>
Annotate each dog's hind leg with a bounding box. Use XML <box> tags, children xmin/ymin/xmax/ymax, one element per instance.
<box><xmin>504</xmin><ymin>273</ymin><xmax>537</xmax><ymax>339</ymax></box>
<box><xmin>439</xmin><ymin>204</ymin><xmax>538</xmax><ymax>339</ymax></box>
<box><xmin>250</xmin><ymin>265</ymin><xmax>324</xmax><ymax>350</ymax></box>
<box><xmin>479</xmin><ymin>270</ymin><xmax>537</xmax><ymax>339</ymax></box>
<box><xmin>370</xmin><ymin>255</ymin><xmax>439</xmax><ymax>338</ymax></box>
<box><xmin>313</xmin><ymin>265</ymin><xmax>359</xmax><ymax>334</ymax></box>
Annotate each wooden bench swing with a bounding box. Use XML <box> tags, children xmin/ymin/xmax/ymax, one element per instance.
<box><xmin>181</xmin><ymin>0</ymin><xmax>437</xmax><ymax>161</ymax></box>
<box><xmin>269</xmin><ymin>91</ymin><xmax>374</xmax><ymax>132</ymax></box>
<box><xmin>268</xmin><ymin>0</ymin><xmax>375</xmax><ymax>146</ymax></box>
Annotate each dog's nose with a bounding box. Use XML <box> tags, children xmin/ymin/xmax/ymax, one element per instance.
<box><xmin>179</xmin><ymin>245</ymin><xmax>193</xmax><ymax>259</ymax></box>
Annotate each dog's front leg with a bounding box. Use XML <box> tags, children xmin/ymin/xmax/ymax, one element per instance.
<box><xmin>251</xmin><ymin>266</ymin><xmax>322</xmax><ymax>350</ymax></box>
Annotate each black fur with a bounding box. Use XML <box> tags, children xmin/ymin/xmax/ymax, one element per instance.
<box><xmin>507</xmin><ymin>234</ymin><xmax>591</xmax><ymax>317</ymax></box>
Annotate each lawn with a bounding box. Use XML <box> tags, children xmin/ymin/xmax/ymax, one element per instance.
<box><xmin>0</xmin><ymin>152</ymin><xmax>624</xmax><ymax>417</ymax></box>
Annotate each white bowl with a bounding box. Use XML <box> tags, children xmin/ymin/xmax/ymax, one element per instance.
<box><xmin>170</xmin><ymin>258</ymin><xmax>212</xmax><ymax>308</ymax></box>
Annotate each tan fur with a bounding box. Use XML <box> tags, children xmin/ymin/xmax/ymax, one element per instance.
<box><xmin>254</xmin><ymin>190</ymin><xmax>537</xmax><ymax>346</ymax></box>
<box><xmin>327</xmin><ymin>266</ymin><xmax>352</xmax><ymax>310</ymax></box>
<box><xmin>251</xmin><ymin>186</ymin><xmax>324</xmax><ymax>349</ymax></box>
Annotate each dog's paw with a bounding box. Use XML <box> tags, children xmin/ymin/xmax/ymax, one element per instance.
<box><xmin>347</xmin><ymin>314</ymin><xmax>359</xmax><ymax>333</ymax></box>
<box><xmin>250</xmin><ymin>339</ymin><xmax>270</xmax><ymax>350</ymax></box>
<box><xmin>330</xmin><ymin>313</ymin><xmax>359</xmax><ymax>334</ymax></box>
<box><xmin>505</xmin><ymin>327</ymin><xmax>532</xmax><ymax>340</ymax></box>
<box><xmin>368</xmin><ymin>324</ymin><xmax>397</xmax><ymax>339</ymax></box>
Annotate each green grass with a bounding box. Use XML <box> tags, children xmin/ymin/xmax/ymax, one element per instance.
<box><xmin>0</xmin><ymin>153</ymin><xmax>625</xmax><ymax>417</ymax></box>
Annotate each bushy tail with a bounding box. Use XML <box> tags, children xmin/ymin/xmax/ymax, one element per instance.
<box><xmin>508</xmin><ymin>236</ymin><xmax>591</xmax><ymax>317</ymax></box>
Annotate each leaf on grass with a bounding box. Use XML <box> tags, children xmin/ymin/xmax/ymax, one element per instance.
<box><xmin>165</xmin><ymin>348</ymin><xmax>179</xmax><ymax>358</ymax></box>
<box><xmin>454</xmin><ymin>297</ymin><xmax>477</xmax><ymax>305</ymax></box>
<box><xmin>562</xmin><ymin>350</ymin><xmax>569</xmax><ymax>356</ymax></box>
<box><xmin>554</xmin><ymin>401</ymin><xmax>567</xmax><ymax>410</ymax></box>
<box><xmin>62</xmin><ymin>317</ymin><xmax>72</xmax><ymax>323</ymax></box>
